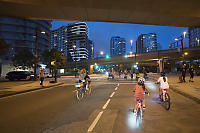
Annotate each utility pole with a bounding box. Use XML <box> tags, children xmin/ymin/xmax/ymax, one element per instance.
<box><xmin>34</xmin><ymin>28</ymin><xmax>38</xmax><ymax>80</ymax></box>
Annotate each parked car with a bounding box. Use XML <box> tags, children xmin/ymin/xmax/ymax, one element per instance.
<box><xmin>5</xmin><ymin>71</ymin><xmax>34</xmax><ymax>81</ymax></box>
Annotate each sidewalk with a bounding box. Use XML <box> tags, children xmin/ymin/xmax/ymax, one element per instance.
<box><xmin>0</xmin><ymin>79</ymin><xmax>64</xmax><ymax>98</ymax></box>
<box><xmin>149</xmin><ymin>73</ymin><xmax>200</xmax><ymax>104</ymax></box>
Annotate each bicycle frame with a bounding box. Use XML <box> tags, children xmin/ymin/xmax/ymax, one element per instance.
<box><xmin>161</xmin><ymin>89</ymin><xmax>168</xmax><ymax>101</ymax></box>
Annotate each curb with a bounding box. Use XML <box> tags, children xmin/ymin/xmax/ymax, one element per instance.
<box><xmin>0</xmin><ymin>83</ymin><xmax>64</xmax><ymax>98</ymax></box>
<box><xmin>170</xmin><ymin>85</ymin><xmax>200</xmax><ymax>104</ymax></box>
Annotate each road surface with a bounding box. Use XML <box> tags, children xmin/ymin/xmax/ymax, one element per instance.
<box><xmin>0</xmin><ymin>78</ymin><xmax>199</xmax><ymax>133</ymax></box>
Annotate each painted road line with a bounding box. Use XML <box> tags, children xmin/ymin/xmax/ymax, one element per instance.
<box><xmin>115</xmin><ymin>87</ymin><xmax>118</xmax><ymax>91</ymax></box>
<box><xmin>102</xmin><ymin>99</ymin><xmax>111</xmax><ymax>109</ymax></box>
<box><xmin>117</xmin><ymin>83</ymin><xmax>136</xmax><ymax>85</ymax></box>
<box><xmin>103</xmin><ymin>83</ymin><xmax>118</xmax><ymax>85</ymax></box>
<box><xmin>88</xmin><ymin>111</ymin><xmax>104</xmax><ymax>132</ymax></box>
<box><xmin>110</xmin><ymin>92</ymin><xmax>115</xmax><ymax>98</ymax></box>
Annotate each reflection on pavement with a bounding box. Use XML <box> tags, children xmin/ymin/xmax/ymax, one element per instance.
<box><xmin>145</xmin><ymin>81</ymin><xmax>157</xmax><ymax>91</ymax></box>
<box><xmin>127</xmin><ymin>110</ymin><xmax>142</xmax><ymax>130</ymax></box>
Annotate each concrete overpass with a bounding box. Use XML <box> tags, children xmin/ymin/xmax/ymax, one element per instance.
<box><xmin>67</xmin><ymin>47</ymin><xmax>200</xmax><ymax>68</ymax></box>
<box><xmin>0</xmin><ymin>0</ymin><xmax>200</xmax><ymax>27</ymax></box>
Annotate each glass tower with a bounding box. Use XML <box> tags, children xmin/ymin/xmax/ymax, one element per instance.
<box><xmin>136</xmin><ymin>33</ymin><xmax>157</xmax><ymax>53</ymax></box>
<box><xmin>0</xmin><ymin>17</ymin><xmax>51</xmax><ymax>60</ymax></box>
<box><xmin>51</xmin><ymin>26</ymin><xmax>67</xmax><ymax>56</ymax></box>
<box><xmin>67</xmin><ymin>22</ymin><xmax>89</xmax><ymax>62</ymax></box>
<box><xmin>188</xmin><ymin>27</ymin><xmax>200</xmax><ymax>47</ymax></box>
<box><xmin>110</xmin><ymin>36</ymin><xmax>126</xmax><ymax>57</ymax></box>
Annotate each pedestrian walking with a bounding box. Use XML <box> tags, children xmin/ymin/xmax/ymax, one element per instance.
<box><xmin>189</xmin><ymin>65</ymin><xmax>195</xmax><ymax>82</ymax></box>
<box><xmin>181</xmin><ymin>64</ymin><xmax>187</xmax><ymax>83</ymax></box>
<box><xmin>39</xmin><ymin>69</ymin><xmax>45</xmax><ymax>86</ymax></box>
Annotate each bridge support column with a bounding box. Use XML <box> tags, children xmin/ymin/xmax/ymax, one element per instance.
<box><xmin>158</xmin><ymin>59</ymin><xmax>164</xmax><ymax>73</ymax></box>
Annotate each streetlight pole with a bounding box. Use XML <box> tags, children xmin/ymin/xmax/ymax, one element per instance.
<box><xmin>196</xmin><ymin>38</ymin><xmax>199</xmax><ymax>47</ymax></box>
<box><xmin>183</xmin><ymin>31</ymin><xmax>187</xmax><ymax>48</ymax></box>
<box><xmin>73</xmin><ymin>44</ymin><xmax>77</xmax><ymax>77</ymax></box>
<box><xmin>33</xmin><ymin>28</ymin><xmax>46</xmax><ymax>80</ymax></box>
<box><xmin>34</xmin><ymin>28</ymin><xmax>39</xmax><ymax>80</ymax></box>
<box><xmin>130</xmin><ymin>40</ymin><xmax>133</xmax><ymax>54</ymax></box>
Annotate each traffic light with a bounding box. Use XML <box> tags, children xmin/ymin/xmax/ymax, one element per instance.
<box><xmin>106</xmin><ymin>55</ymin><xmax>109</xmax><ymax>59</ymax></box>
<box><xmin>133</xmin><ymin>64</ymin><xmax>137</xmax><ymax>68</ymax></box>
<box><xmin>51</xmin><ymin>61</ymin><xmax>56</xmax><ymax>66</ymax></box>
<box><xmin>95</xmin><ymin>65</ymin><xmax>99</xmax><ymax>69</ymax></box>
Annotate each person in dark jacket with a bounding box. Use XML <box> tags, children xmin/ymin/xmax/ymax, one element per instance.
<box><xmin>189</xmin><ymin>65</ymin><xmax>195</xmax><ymax>82</ymax></box>
<box><xmin>182</xmin><ymin>64</ymin><xmax>187</xmax><ymax>83</ymax></box>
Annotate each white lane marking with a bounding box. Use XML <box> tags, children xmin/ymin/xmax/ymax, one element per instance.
<box><xmin>110</xmin><ymin>92</ymin><xmax>115</xmax><ymax>98</ymax></box>
<box><xmin>102</xmin><ymin>99</ymin><xmax>111</xmax><ymax>109</ymax></box>
<box><xmin>103</xmin><ymin>83</ymin><xmax>118</xmax><ymax>85</ymax></box>
<box><xmin>104</xmin><ymin>83</ymin><xmax>136</xmax><ymax>85</ymax></box>
<box><xmin>88</xmin><ymin>111</ymin><xmax>104</xmax><ymax>132</ymax></box>
<box><xmin>115</xmin><ymin>87</ymin><xmax>118</xmax><ymax>91</ymax></box>
<box><xmin>117</xmin><ymin>83</ymin><xmax>136</xmax><ymax>85</ymax></box>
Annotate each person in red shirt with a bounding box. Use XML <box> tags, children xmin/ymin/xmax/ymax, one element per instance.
<box><xmin>133</xmin><ymin>77</ymin><xmax>150</xmax><ymax>113</ymax></box>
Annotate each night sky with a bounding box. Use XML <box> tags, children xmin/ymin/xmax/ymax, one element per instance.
<box><xmin>52</xmin><ymin>21</ymin><xmax>187</xmax><ymax>56</ymax></box>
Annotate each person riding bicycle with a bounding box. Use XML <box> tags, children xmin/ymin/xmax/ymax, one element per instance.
<box><xmin>84</xmin><ymin>73</ymin><xmax>91</xmax><ymax>90</ymax></box>
<box><xmin>133</xmin><ymin>77</ymin><xmax>150</xmax><ymax>113</ymax></box>
<box><xmin>156</xmin><ymin>72</ymin><xmax>169</xmax><ymax>98</ymax></box>
<box><xmin>79</xmin><ymin>69</ymin><xmax>86</xmax><ymax>87</ymax></box>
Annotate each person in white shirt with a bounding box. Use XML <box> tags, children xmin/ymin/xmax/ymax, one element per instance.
<box><xmin>156</xmin><ymin>72</ymin><xmax>169</xmax><ymax>97</ymax></box>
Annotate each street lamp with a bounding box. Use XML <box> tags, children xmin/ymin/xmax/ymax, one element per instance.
<box><xmin>183</xmin><ymin>31</ymin><xmax>187</xmax><ymax>48</ymax></box>
<box><xmin>73</xmin><ymin>44</ymin><xmax>77</xmax><ymax>77</ymax></box>
<box><xmin>196</xmin><ymin>38</ymin><xmax>200</xmax><ymax>46</ymax></box>
<box><xmin>100</xmin><ymin>51</ymin><xmax>104</xmax><ymax>55</ymax></box>
<box><xmin>184</xmin><ymin>52</ymin><xmax>188</xmax><ymax>56</ymax></box>
<box><xmin>175</xmin><ymin>38</ymin><xmax>179</xmax><ymax>41</ymax></box>
<box><xmin>130</xmin><ymin>40</ymin><xmax>133</xmax><ymax>53</ymax></box>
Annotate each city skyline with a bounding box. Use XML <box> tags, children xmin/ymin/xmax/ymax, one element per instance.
<box><xmin>52</xmin><ymin>21</ymin><xmax>187</xmax><ymax>56</ymax></box>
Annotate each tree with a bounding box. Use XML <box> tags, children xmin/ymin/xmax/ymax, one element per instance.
<box><xmin>12</xmin><ymin>48</ymin><xmax>36</xmax><ymax>70</ymax></box>
<box><xmin>41</xmin><ymin>48</ymin><xmax>66</xmax><ymax>69</ymax></box>
<box><xmin>0</xmin><ymin>39</ymin><xmax>10</xmax><ymax>56</ymax></box>
<box><xmin>41</xmin><ymin>48</ymin><xmax>66</xmax><ymax>82</ymax></box>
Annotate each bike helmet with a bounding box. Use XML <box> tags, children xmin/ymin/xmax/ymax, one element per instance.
<box><xmin>138</xmin><ymin>77</ymin><xmax>145</xmax><ymax>85</ymax></box>
<box><xmin>160</xmin><ymin>72</ymin><xmax>165</xmax><ymax>76</ymax></box>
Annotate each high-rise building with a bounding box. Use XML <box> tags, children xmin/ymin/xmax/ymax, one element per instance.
<box><xmin>67</xmin><ymin>22</ymin><xmax>89</xmax><ymax>62</ymax></box>
<box><xmin>136</xmin><ymin>33</ymin><xmax>157</xmax><ymax>53</ymax></box>
<box><xmin>0</xmin><ymin>17</ymin><xmax>51</xmax><ymax>59</ymax></box>
<box><xmin>188</xmin><ymin>27</ymin><xmax>200</xmax><ymax>48</ymax></box>
<box><xmin>0</xmin><ymin>17</ymin><xmax>51</xmax><ymax>76</ymax></box>
<box><xmin>88</xmin><ymin>40</ymin><xmax>94</xmax><ymax>59</ymax></box>
<box><xmin>51</xmin><ymin>26</ymin><xmax>67</xmax><ymax>56</ymax></box>
<box><xmin>110</xmin><ymin>36</ymin><xmax>126</xmax><ymax>57</ymax></box>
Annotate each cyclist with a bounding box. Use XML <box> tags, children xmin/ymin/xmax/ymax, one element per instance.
<box><xmin>156</xmin><ymin>72</ymin><xmax>169</xmax><ymax>98</ymax></box>
<box><xmin>84</xmin><ymin>72</ymin><xmax>91</xmax><ymax>90</ymax></box>
<box><xmin>79</xmin><ymin>69</ymin><xmax>86</xmax><ymax>81</ymax></box>
<box><xmin>133</xmin><ymin>77</ymin><xmax>150</xmax><ymax>113</ymax></box>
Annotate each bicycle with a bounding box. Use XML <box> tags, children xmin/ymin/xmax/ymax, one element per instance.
<box><xmin>160</xmin><ymin>89</ymin><xmax>170</xmax><ymax>110</ymax></box>
<box><xmin>74</xmin><ymin>80</ymin><xmax>91</xmax><ymax>101</ymax></box>
<box><xmin>134</xmin><ymin>98</ymin><xmax>143</xmax><ymax>125</ymax></box>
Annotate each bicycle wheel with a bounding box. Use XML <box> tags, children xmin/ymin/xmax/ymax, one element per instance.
<box><xmin>164</xmin><ymin>93</ymin><xmax>170</xmax><ymax>110</ymax></box>
<box><xmin>76</xmin><ymin>88</ymin><xmax>84</xmax><ymax>101</ymax></box>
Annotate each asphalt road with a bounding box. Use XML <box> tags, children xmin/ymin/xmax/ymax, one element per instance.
<box><xmin>0</xmin><ymin>78</ymin><xmax>199</xmax><ymax>133</ymax></box>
